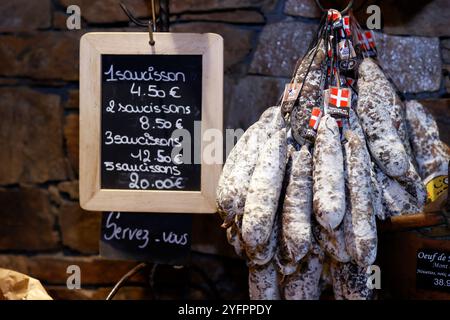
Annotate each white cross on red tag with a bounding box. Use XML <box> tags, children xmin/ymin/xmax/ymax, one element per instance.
<box><xmin>309</xmin><ymin>107</ymin><xmax>323</xmax><ymax>130</ymax></box>
<box><xmin>329</xmin><ymin>87</ymin><xmax>350</xmax><ymax>108</ymax></box>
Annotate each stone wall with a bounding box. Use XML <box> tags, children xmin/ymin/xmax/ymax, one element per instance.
<box><xmin>0</xmin><ymin>0</ymin><xmax>449</xmax><ymax>300</ymax></box>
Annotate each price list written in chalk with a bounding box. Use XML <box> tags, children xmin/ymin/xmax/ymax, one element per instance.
<box><xmin>101</xmin><ymin>54</ymin><xmax>202</xmax><ymax>191</ymax></box>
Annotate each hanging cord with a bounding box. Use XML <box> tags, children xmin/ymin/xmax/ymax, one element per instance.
<box><xmin>279</xmin><ymin>14</ymin><xmax>328</xmax><ymax>108</ymax></box>
<box><xmin>291</xmin><ymin>15</ymin><xmax>328</xmax><ymax>114</ymax></box>
<box><xmin>343</xmin><ymin>14</ymin><xmax>359</xmax><ymax>96</ymax></box>
<box><xmin>120</xmin><ymin>1</ymin><xmax>159</xmax><ymax>46</ymax></box>
<box><xmin>330</xmin><ymin>29</ymin><xmax>339</xmax><ymax>87</ymax></box>
<box><xmin>322</xmin><ymin>14</ymin><xmax>332</xmax><ymax>89</ymax></box>
<box><xmin>120</xmin><ymin>2</ymin><xmax>149</xmax><ymax>27</ymax></box>
<box><xmin>350</xmin><ymin>10</ymin><xmax>378</xmax><ymax>58</ymax></box>
<box><xmin>302</xmin><ymin>14</ymin><xmax>327</xmax><ymax>67</ymax></box>
<box><xmin>290</xmin><ymin>22</ymin><xmax>326</xmax><ymax>117</ymax></box>
<box><xmin>106</xmin><ymin>262</ymin><xmax>148</xmax><ymax>300</ymax></box>
<box><xmin>147</xmin><ymin>263</ymin><xmax>159</xmax><ymax>299</ymax></box>
<box><xmin>341</xmin><ymin>14</ymin><xmax>357</xmax><ymax>93</ymax></box>
<box><xmin>292</xmin><ymin>13</ymin><xmax>328</xmax><ymax>79</ymax></box>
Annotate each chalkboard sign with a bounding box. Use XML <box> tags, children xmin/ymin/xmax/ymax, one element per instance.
<box><xmin>100</xmin><ymin>211</ymin><xmax>192</xmax><ymax>264</ymax></box>
<box><xmin>416</xmin><ymin>249</ymin><xmax>450</xmax><ymax>292</ymax></box>
<box><xmin>101</xmin><ymin>54</ymin><xmax>202</xmax><ymax>191</ymax></box>
<box><xmin>79</xmin><ymin>33</ymin><xmax>223</xmax><ymax>213</ymax></box>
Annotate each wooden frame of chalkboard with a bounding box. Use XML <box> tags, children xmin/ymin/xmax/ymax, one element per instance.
<box><xmin>79</xmin><ymin>33</ymin><xmax>223</xmax><ymax>213</ymax></box>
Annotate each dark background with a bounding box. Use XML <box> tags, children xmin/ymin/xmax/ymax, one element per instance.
<box><xmin>0</xmin><ymin>0</ymin><xmax>449</xmax><ymax>300</ymax></box>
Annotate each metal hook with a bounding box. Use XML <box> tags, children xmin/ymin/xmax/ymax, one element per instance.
<box><xmin>120</xmin><ymin>2</ymin><xmax>147</xmax><ymax>27</ymax></box>
<box><xmin>120</xmin><ymin>1</ymin><xmax>158</xmax><ymax>46</ymax></box>
<box><xmin>149</xmin><ymin>0</ymin><xmax>157</xmax><ymax>45</ymax></box>
<box><xmin>148</xmin><ymin>23</ymin><xmax>155</xmax><ymax>46</ymax></box>
<box><xmin>314</xmin><ymin>0</ymin><xmax>354</xmax><ymax>14</ymax></box>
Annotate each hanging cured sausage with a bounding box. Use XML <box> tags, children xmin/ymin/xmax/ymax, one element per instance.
<box><xmin>276</xmin><ymin>145</ymin><xmax>313</xmax><ymax>275</ymax></box>
<box><xmin>356</xmin><ymin>58</ymin><xmax>409</xmax><ymax>178</ymax></box>
<box><xmin>242</xmin><ymin>129</ymin><xmax>287</xmax><ymax>260</ymax></box>
<box><xmin>216</xmin><ymin>107</ymin><xmax>285</xmax><ymax>228</ymax></box>
<box><xmin>343</xmin><ymin>130</ymin><xmax>377</xmax><ymax>267</ymax></box>
<box><xmin>215</xmin><ymin>7</ymin><xmax>448</xmax><ymax>301</ymax></box>
<box><xmin>313</xmin><ymin>114</ymin><xmax>346</xmax><ymax>230</ymax></box>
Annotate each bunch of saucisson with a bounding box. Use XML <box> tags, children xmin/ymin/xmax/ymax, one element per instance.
<box><xmin>215</xmin><ymin>9</ymin><xmax>449</xmax><ymax>301</ymax></box>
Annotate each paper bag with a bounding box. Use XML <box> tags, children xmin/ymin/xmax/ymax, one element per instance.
<box><xmin>0</xmin><ymin>268</ymin><xmax>52</xmax><ymax>300</ymax></box>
